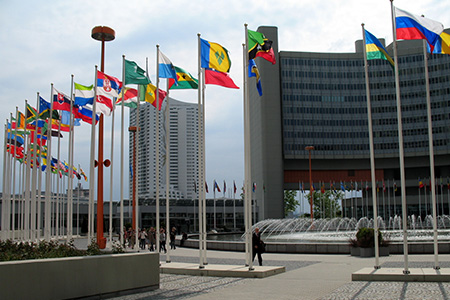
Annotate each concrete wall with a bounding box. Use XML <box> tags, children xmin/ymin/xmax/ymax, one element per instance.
<box><xmin>0</xmin><ymin>252</ymin><xmax>159</xmax><ymax>300</ymax></box>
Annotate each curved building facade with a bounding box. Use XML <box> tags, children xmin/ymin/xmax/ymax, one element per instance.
<box><xmin>251</xmin><ymin>26</ymin><xmax>450</xmax><ymax>220</ymax></box>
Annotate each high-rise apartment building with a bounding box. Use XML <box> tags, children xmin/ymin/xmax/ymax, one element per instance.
<box><xmin>129</xmin><ymin>98</ymin><xmax>198</xmax><ymax>200</ymax></box>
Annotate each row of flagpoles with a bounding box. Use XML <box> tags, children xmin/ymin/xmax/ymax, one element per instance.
<box><xmin>362</xmin><ymin>1</ymin><xmax>449</xmax><ymax>271</ymax></box>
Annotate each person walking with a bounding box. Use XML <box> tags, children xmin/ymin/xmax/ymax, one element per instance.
<box><xmin>252</xmin><ymin>227</ymin><xmax>264</xmax><ymax>266</ymax></box>
<box><xmin>148</xmin><ymin>227</ymin><xmax>156</xmax><ymax>251</ymax></box>
<box><xmin>160</xmin><ymin>228</ymin><xmax>167</xmax><ymax>253</ymax></box>
<box><xmin>170</xmin><ymin>227</ymin><xmax>177</xmax><ymax>250</ymax></box>
<box><xmin>139</xmin><ymin>229</ymin><xmax>147</xmax><ymax>250</ymax></box>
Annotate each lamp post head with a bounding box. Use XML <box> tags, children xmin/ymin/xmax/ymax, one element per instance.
<box><xmin>91</xmin><ymin>26</ymin><xmax>115</xmax><ymax>42</ymax></box>
<box><xmin>305</xmin><ymin>146</ymin><xmax>314</xmax><ymax>151</ymax></box>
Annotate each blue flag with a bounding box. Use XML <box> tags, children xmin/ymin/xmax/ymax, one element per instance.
<box><xmin>248</xmin><ymin>59</ymin><xmax>262</xmax><ymax>96</ymax></box>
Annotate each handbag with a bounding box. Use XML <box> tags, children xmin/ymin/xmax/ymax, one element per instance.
<box><xmin>260</xmin><ymin>241</ymin><xmax>266</xmax><ymax>253</ymax></box>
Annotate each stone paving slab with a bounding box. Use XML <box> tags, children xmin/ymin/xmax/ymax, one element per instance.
<box><xmin>352</xmin><ymin>267</ymin><xmax>450</xmax><ymax>282</ymax></box>
<box><xmin>160</xmin><ymin>262</ymin><xmax>285</xmax><ymax>278</ymax></box>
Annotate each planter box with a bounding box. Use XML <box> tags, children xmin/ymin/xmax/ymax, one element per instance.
<box><xmin>0</xmin><ymin>252</ymin><xmax>159</xmax><ymax>300</ymax></box>
<box><xmin>350</xmin><ymin>247</ymin><xmax>360</xmax><ymax>256</ymax></box>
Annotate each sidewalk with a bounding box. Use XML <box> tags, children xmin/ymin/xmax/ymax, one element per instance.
<box><xmin>104</xmin><ymin>244</ymin><xmax>450</xmax><ymax>300</ymax></box>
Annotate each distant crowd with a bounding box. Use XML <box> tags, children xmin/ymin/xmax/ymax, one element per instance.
<box><xmin>122</xmin><ymin>226</ymin><xmax>187</xmax><ymax>252</ymax></box>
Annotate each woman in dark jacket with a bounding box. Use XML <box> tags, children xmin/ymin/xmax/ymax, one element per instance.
<box><xmin>252</xmin><ymin>227</ymin><xmax>264</xmax><ymax>266</ymax></box>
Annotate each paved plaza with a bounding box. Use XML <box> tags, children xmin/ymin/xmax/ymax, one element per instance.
<box><xmin>102</xmin><ymin>244</ymin><xmax>450</xmax><ymax>300</ymax></box>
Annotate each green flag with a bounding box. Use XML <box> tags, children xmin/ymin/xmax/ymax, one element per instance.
<box><xmin>124</xmin><ymin>59</ymin><xmax>151</xmax><ymax>85</ymax></box>
<box><xmin>169</xmin><ymin>66</ymin><xmax>198</xmax><ymax>90</ymax></box>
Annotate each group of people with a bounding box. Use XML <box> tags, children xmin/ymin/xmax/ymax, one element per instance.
<box><xmin>122</xmin><ymin>226</ymin><xmax>178</xmax><ymax>252</ymax></box>
<box><xmin>122</xmin><ymin>225</ymin><xmax>264</xmax><ymax>266</ymax></box>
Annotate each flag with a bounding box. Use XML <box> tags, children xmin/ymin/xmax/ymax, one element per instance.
<box><xmin>79</xmin><ymin>168</ymin><xmax>87</xmax><ymax>181</ymax></box>
<box><xmin>26</xmin><ymin>104</ymin><xmax>37</xmax><ymax>122</ymax></box>
<box><xmin>205</xmin><ymin>181</ymin><xmax>209</xmax><ymax>193</ymax></box>
<box><xmin>116</xmin><ymin>87</ymin><xmax>139</xmax><ymax>108</ymax></box>
<box><xmin>365</xmin><ymin>182</ymin><xmax>369</xmax><ymax>191</ymax></box>
<box><xmin>39</xmin><ymin>97</ymin><xmax>59</xmax><ymax>120</ymax></box>
<box><xmin>364</xmin><ymin>29</ymin><xmax>395</xmax><ymax>68</ymax></box>
<box><xmin>395</xmin><ymin>7</ymin><xmax>444</xmax><ymax>52</ymax></box>
<box><xmin>6</xmin><ymin>144</ymin><xmax>24</xmax><ymax>159</ymax></box>
<box><xmin>74</xmin><ymin>83</ymin><xmax>95</xmax><ymax>106</ymax></box>
<box><xmin>252</xmin><ymin>182</ymin><xmax>256</xmax><ymax>192</ymax></box>
<box><xmin>321</xmin><ymin>184</ymin><xmax>325</xmax><ymax>194</ymax></box>
<box><xmin>233</xmin><ymin>180</ymin><xmax>237</xmax><ymax>194</ymax></box>
<box><xmin>77</xmin><ymin>106</ymin><xmax>99</xmax><ymax>125</ymax></box>
<box><xmin>214</xmin><ymin>180</ymin><xmax>221</xmax><ymax>193</ymax></box>
<box><xmin>223</xmin><ymin>180</ymin><xmax>226</xmax><ymax>194</ymax></box>
<box><xmin>383</xmin><ymin>180</ymin><xmax>386</xmax><ymax>192</ymax></box>
<box><xmin>96</xmin><ymin>95</ymin><xmax>114</xmax><ymax>116</ymax></box>
<box><xmin>158</xmin><ymin>50</ymin><xmax>177</xmax><ymax>84</ymax></box>
<box><xmin>200</xmin><ymin>38</ymin><xmax>231</xmax><ymax>73</ymax></box>
<box><xmin>60</xmin><ymin>110</ymin><xmax>80</xmax><ymax>131</ymax></box>
<box><xmin>140</xmin><ymin>83</ymin><xmax>167</xmax><ymax>110</ymax></box>
<box><xmin>419</xmin><ymin>178</ymin><xmax>424</xmax><ymax>188</ymax></box>
<box><xmin>204</xmin><ymin>69</ymin><xmax>239</xmax><ymax>89</ymax></box>
<box><xmin>52</xmin><ymin>88</ymin><xmax>72</xmax><ymax>111</ymax></box>
<box><xmin>248</xmin><ymin>59</ymin><xmax>262</xmax><ymax>96</ymax></box>
<box><xmin>393</xmin><ymin>182</ymin><xmax>397</xmax><ymax>192</ymax></box>
<box><xmin>168</xmin><ymin>66</ymin><xmax>198</xmax><ymax>90</ymax></box>
<box><xmin>431</xmin><ymin>31</ymin><xmax>450</xmax><ymax>55</ymax></box>
<box><xmin>340</xmin><ymin>182</ymin><xmax>345</xmax><ymax>192</ymax></box>
<box><xmin>15</xmin><ymin>111</ymin><xmax>26</xmax><ymax>129</ymax></box>
<box><xmin>97</xmin><ymin>70</ymin><xmax>122</xmax><ymax>98</ymax></box>
<box><xmin>247</xmin><ymin>29</ymin><xmax>276</xmax><ymax>64</ymax></box>
<box><xmin>124</xmin><ymin>59</ymin><xmax>151</xmax><ymax>85</ymax></box>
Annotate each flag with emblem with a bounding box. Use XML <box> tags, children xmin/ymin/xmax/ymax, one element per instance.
<box><xmin>248</xmin><ymin>29</ymin><xmax>276</xmax><ymax>64</ymax></box>
<box><xmin>200</xmin><ymin>38</ymin><xmax>231</xmax><ymax>73</ymax></box>
<box><xmin>168</xmin><ymin>66</ymin><xmax>198</xmax><ymax>90</ymax></box>
<box><xmin>96</xmin><ymin>71</ymin><xmax>122</xmax><ymax>116</ymax></box>
<box><xmin>124</xmin><ymin>59</ymin><xmax>151</xmax><ymax>85</ymax></box>
<box><xmin>140</xmin><ymin>83</ymin><xmax>167</xmax><ymax>110</ymax></box>
<box><xmin>116</xmin><ymin>87</ymin><xmax>139</xmax><ymax>108</ymax></box>
<box><xmin>52</xmin><ymin>88</ymin><xmax>72</xmax><ymax>111</ymax></box>
<box><xmin>248</xmin><ymin>59</ymin><xmax>262</xmax><ymax>96</ymax></box>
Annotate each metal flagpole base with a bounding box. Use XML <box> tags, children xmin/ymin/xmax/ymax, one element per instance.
<box><xmin>434</xmin><ymin>266</ymin><xmax>441</xmax><ymax>270</ymax></box>
<box><xmin>374</xmin><ymin>265</ymin><xmax>381</xmax><ymax>270</ymax></box>
<box><xmin>166</xmin><ymin>260</ymin><xmax>171</xmax><ymax>263</ymax></box>
<box><xmin>248</xmin><ymin>267</ymin><xmax>254</xmax><ymax>271</ymax></box>
<box><xmin>199</xmin><ymin>265</ymin><xmax>205</xmax><ymax>269</ymax></box>
<box><xmin>403</xmin><ymin>270</ymin><xmax>410</xmax><ymax>275</ymax></box>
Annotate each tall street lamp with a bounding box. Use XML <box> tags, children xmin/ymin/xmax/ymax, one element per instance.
<box><xmin>305</xmin><ymin>146</ymin><xmax>314</xmax><ymax>221</ymax></box>
<box><xmin>91</xmin><ymin>26</ymin><xmax>114</xmax><ymax>249</ymax></box>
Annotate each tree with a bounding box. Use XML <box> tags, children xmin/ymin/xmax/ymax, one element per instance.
<box><xmin>306</xmin><ymin>190</ymin><xmax>343</xmax><ymax>219</ymax></box>
<box><xmin>284</xmin><ymin>190</ymin><xmax>299</xmax><ymax>216</ymax></box>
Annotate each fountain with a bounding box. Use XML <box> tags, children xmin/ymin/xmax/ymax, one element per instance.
<box><xmin>252</xmin><ymin>215</ymin><xmax>450</xmax><ymax>244</ymax></box>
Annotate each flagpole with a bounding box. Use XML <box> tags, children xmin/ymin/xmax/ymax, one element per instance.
<box><xmin>23</xmin><ymin>100</ymin><xmax>32</xmax><ymax>241</ymax></box>
<box><xmin>201</xmin><ymin>68</ymin><xmax>207</xmax><ymax>265</ymax></box>
<box><xmin>109</xmin><ymin>95</ymin><xmax>115</xmax><ymax>246</ymax></box>
<box><xmin>362</xmin><ymin>24</ymin><xmax>380</xmax><ymax>268</ymax></box>
<box><xmin>165</xmin><ymin>79</ymin><xmax>171</xmax><ymax>262</ymax></box>
<box><xmin>243</xmin><ymin>24</ymin><xmax>253</xmax><ymax>270</ymax></box>
<box><xmin>56</xmin><ymin>108</ymin><xmax>62</xmax><ymax>238</ymax></box>
<box><xmin>233</xmin><ymin>181</ymin><xmax>236</xmax><ymax>230</ymax></box>
<box><xmin>422</xmin><ymin>39</ymin><xmax>439</xmax><ymax>269</ymax></box>
<box><xmin>135</xmin><ymin>85</ymin><xmax>140</xmax><ymax>249</ymax></box>
<box><xmin>120</xmin><ymin>55</ymin><xmax>125</xmax><ymax>247</ymax></box>
<box><xmin>11</xmin><ymin>112</ymin><xmax>17</xmax><ymax>240</ymax></box>
<box><xmin>44</xmin><ymin>85</ymin><xmax>54</xmax><ymax>241</ymax></box>
<box><xmin>30</xmin><ymin>96</ymin><xmax>38</xmax><ymax>241</ymax></box>
<box><xmin>1</xmin><ymin>122</ymin><xmax>7</xmax><ymax>239</ymax></box>
<box><xmin>213</xmin><ymin>181</ymin><xmax>216</xmax><ymax>229</ymax></box>
<box><xmin>197</xmin><ymin>33</ymin><xmax>204</xmax><ymax>269</ymax></box>
<box><xmin>156</xmin><ymin>45</ymin><xmax>161</xmax><ymax>253</ymax></box>
<box><xmin>88</xmin><ymin>68</ymin><xmax>99</xmax><ymax>245</ymax></box>
<box><xmin>67</xmin><ymin>75</ymin><xmax>75</xmax><ymax>241</ymax></box>
<box><xmin>390</xmin><ymin>0</ymin><xmax>409</xmax><ymax>274</ymax></box>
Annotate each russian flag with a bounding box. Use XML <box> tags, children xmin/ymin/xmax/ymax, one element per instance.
<box><xmin>395</xmin><ymin>7</ymin><xmax>444</xmax><ymax>51</ymax></box>
<box><xmin>78</xmin><ymin>106</ymin><xmax>99</xmax><ymax>125</ymax></box>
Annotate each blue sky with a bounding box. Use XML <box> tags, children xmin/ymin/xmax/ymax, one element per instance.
<box><xmin>1</xmin><ymin>0</ymin><xmax>449</xmax><ymax>200</ymax></box>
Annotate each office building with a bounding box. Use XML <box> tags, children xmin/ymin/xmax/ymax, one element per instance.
<box><xmin>251</xmin><ymin>26</ymin><xmax>450</xmax><ymax>220</ymax></box>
